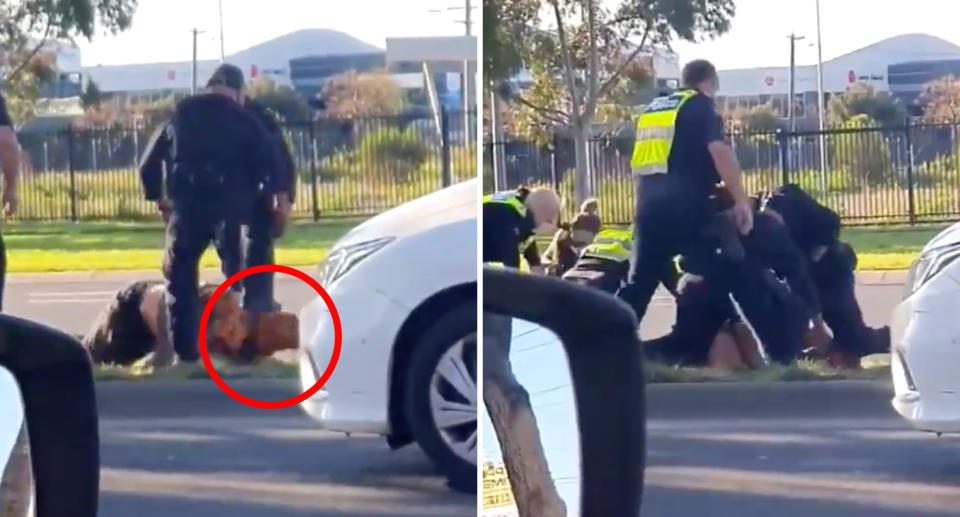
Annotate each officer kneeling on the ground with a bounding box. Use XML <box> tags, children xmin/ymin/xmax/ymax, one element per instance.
<box><xmin>483</xmin><ymin>186</ymin><xmax>561</xmax><ymax>272</ymax></box>
<box><xmin>139</xmin><ymin>63</ymin><xmax>277</xmax><ymax>366</ymax></box>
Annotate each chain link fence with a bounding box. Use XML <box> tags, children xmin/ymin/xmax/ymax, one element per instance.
<box><xmin>13</xmin><ymin>109</ymin><xmax>477</xmax><ymax>221</ymax></box>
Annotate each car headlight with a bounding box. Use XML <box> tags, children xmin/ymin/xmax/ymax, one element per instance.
<box><xmin>1</xmin><ymin>421</ymin><xmax>34</xmax><ymax>517</ymax></box>
<box><xmin>905</xmin><ymin>244</ymin><xmax>960</xmax><ymax>297</ymax></box>
<box><xmin>317</xmin><ymin>237</ymin><xmax>394</xmax><ymax>287</ymax></box>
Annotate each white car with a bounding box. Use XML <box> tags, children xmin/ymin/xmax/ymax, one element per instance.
<box><xmin>1</xmin><ymin>366</ymin><xmax>33</xmax><ymax>515</ymax></box>
<box><xmin>892</xmin><ymin>221</ymin><xmax>960</xmax><ymax>433</ymax></box>
<box><xmin>298</xmin><ymin>179</ymin><xmax>478</xmax><ymax>490</ymax></box>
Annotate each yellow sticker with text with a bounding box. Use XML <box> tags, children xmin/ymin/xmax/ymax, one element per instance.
<box><xmin>482</xmin><ymin>461</ymin><xmax>518</xmax><ymax>514</ymax></box>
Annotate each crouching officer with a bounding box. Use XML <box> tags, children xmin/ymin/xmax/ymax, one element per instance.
<box><xmin>562</xmin><ymin>227</ymin><xmax>633</xmax><ymax>293</ymax></box>
<box><xmin>482</xmin><ymin>186</ymin><xmax>561</xmax><ymax>273</ymax></box>
<box><xmin>139</xmin><ymin>63</ymin><xmax>276</xmax><ymax>364</ymax></box>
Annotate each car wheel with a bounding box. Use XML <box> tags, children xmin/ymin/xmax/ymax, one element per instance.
<box><xmin>405</xmin><ymin>303</ymin><xmax>477</xmax><ymax>493</ymax></box>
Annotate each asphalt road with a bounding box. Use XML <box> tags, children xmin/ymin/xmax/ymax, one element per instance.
<box><xmin>9</xmin><ymin>269</ymin><xmax>909</xmax><ymax>516</ymax></box>
<box><xmin>481</xmin><ymin>289</ymin><xmax>960</xmax><ymax>517</ymax></box>
<box><xmin>97</xmin><ymin>381</ymin><xmax>475</xmax><ymax>517</ymax></box>
<box><xmin>6</xmin><ymin>269</ymin><xmax>906</xmax><ymax>338</ymax></box>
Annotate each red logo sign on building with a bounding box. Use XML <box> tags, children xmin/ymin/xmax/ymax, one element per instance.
<box><xmin>764</xmin><ymin>76</ymin><xmax>774</xmax><ymax>86</ymax></box>
<box><xmin>848</xmin><ymin>70</ymin><xmax>856</xmax><ymax>83</ymax></box>
<box><xmin>250</xmin><ymin>64</ymin><xmax>259</xmax><ymax>78</ymax></box>
<box><xmin>168</xmin><ymin>70</ymin><xmax>176</xmax><ymax>80</ymax></box>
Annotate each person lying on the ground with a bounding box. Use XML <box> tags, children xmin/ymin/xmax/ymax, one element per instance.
<box><xmin>561</xmin><ymin>228</ymin><xmax>766</xmax><ymax>371</ymax></box>
<box><xmin>81</xmin><ymin>280</ymin><xmax>298</xmax><ymax>367</ymax></box>
<box><xmin>754</xmin><ymin>184</ymin><xmax>890</xmax><ymax>366</ymax></box>
<box><xmin>542</xmin><ymin>198</ymin><xmax>602</xmax><ymax>277</ymax></box>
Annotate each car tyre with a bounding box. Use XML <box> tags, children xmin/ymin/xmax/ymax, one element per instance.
<box><xmin>405</xmin><ymin>302</ymin><xmax>477</xmax><ymax>493</ymax></box>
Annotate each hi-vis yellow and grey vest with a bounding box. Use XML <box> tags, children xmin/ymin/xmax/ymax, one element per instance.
<box><xmin>630</xmin><ymin>89</ymin><xmax>699</xmax><ymax>177</ymax></box>
<box><xmin>581</xmin><ymin>228</ymin><xmax>633</xmax><ymax>263</ymax></box>
<box><xmin>483</xmin><ymin>190</ymin><xmax>536</xmax><ymax>253</ymax></box>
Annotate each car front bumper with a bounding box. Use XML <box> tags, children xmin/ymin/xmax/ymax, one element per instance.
<box><xmin>298</xmin><ymin>276</ymin><xmax>408</xmax><ymax>436</ymax></box>
<box><xmin>891</xmin><ymin>285</ymin><xmax>960</xmax><ymax>433</ymax></box>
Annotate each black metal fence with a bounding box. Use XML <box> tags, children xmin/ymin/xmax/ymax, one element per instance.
<box><xmin>484</xmin><ymin>120</ymin><xmax>960</xmax><ymax>226</ymax></box>
<box><xmin>13</xmin><ymin>109</ymin><xmax>478</xmax><ymax>221</ymax></box>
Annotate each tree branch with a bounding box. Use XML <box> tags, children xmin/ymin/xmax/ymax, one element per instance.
<box><xmin>3</xmin><ymin>18</ymin><xmax>53</xmax><ymax>86</ymax></box>
<box><xmin>551</xmin><ymin>0</ymin><xmax>582</xmax><ymax>124</ymax></box>
<box><xmin>512</xmin><ymin>93</ymin><xmax>569</xmax><ymax>125</ymax></box>
<box><xmin>584</xmin><ymin>0</ymin><xmax>600</xmax><ymax>120</ymax></box>
<box><xmin>595</xmin><ymin>24</ymin><xmax>651</xmax><ymax>103</ymax></box>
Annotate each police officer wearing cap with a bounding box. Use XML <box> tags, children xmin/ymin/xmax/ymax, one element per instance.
<box><xmin>618</xmin><ymin>59</ymin><xmax>754</xmax><ymax>321</ymax></box>
<box><xmin>139</xmin><ymin>63</ymin><xmax>277</xmax><ymax>364</ymax></box>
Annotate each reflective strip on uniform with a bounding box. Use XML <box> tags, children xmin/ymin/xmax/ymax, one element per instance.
<box><xmin>582</xmin><ymin>228</ymin><xmax>633</xmax><ymax>262</ymax></box>
<box><xmin>630</xmin><ymin>89</ymin><xmax>698</xmax><ymax>177</ymax></box>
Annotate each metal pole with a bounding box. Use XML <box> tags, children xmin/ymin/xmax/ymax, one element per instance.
<box><xmin>816</xmin><ymin>0</ymin><xmax>828</xmax><ymax>194</ymax></box>
<box><xmin>787</xmin><ymin>33</ymin><xmax>804</xmax><ymax>173</ymax></box>
<box><xmin>191</xmin><ymin>28</ymin><xmax>199</xmax><ymax>95</ymax></box>
<box><xmin>463</xmin><ymin>0</ymin><xmax>472</xmax><ymax>140</ymax></box>
<box><xmin>218</xmin><ymin>0</ymin><xmax>226</xmax><ymax>62</ymax></box>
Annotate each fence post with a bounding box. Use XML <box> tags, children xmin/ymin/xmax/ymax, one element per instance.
<box><xmin>550</xmin><ymin>132</ymin><xmax>559</xmax><ymax>190</ymax></box>
<box><xmin>904</xmin><ymin>116</ymin><xmax>916</xmax><ymax>225</ymax></box>
<box><xmin>307</xmin><ymin>121</ymin><xmax>320</xmax><ymax>222</ymax></box>
<box><xmin>67</xmin><ymin>127</ymin><xmax>78</xmax><ymax>222</ymax></box>
<box><xmin>441</xmin><ymin>108</ymin><xmax>452</xmax><ymax>188</ymax></box>
<box><xmin>777</xmin><ymin>129</ymin><xmax>789</xmax><ymax>185</ymax></box>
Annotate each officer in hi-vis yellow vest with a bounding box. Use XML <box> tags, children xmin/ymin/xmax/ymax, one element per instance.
<box><xmin>482</xmin><ymin>186</ymin><xmax>561</xmax><ymax>273</ymax></box>
<box><xmin>617</xmin><ymin>59</ymin><xmax>754</xmax><ymax>322</ymax></box>
<box><xmin>561</xmin><ymin>227</ymin><xmax>634</xmax><ymax>293</ymax></box>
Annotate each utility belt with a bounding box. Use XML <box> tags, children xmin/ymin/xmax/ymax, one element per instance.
<box><xmin>169</xmin><ymin>164</ymin><xmax>265</xmax><ymax>200</ymax></box>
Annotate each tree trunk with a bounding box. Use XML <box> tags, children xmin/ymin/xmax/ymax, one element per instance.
<box><xmin>483</xmin><ymin>313</ymin><xmax>567</xmax><ymax>517</ymax></box>
<box><xmin>573</xmin><ymin>122</ymin><xmax>591</xmax><ymax>205</ymax></box>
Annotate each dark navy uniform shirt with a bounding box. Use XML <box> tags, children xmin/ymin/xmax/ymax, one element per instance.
<box><xmin>483</xmin><ymin>190</ymin><xmax>540</xmax><ymax>268</ymax></box>
<box><xmin>668</xmin><ymin>93</ymin><xmax>725</xmax><ymax>198</ymax></box>
<box><xmin>139</xmin><ymin>93</ymin><xmax>276</xmax><ymax>210</ymax></box>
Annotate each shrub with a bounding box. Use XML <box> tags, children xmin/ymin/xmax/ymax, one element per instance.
<box><xmin>356</xmin><ymin>127</ymin><xmax>430</xmax><ymax>183</ymax></box>
<box><xmin>830</xmin><ymin>115</ymin><xmax>895</xmax><ymax>185</ymax></box>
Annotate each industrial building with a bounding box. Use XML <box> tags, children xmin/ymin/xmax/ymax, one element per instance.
<box><xmin>715</xmin><ymin>33</ymin><xmax>960</xmax><ymax>118</ymax></box>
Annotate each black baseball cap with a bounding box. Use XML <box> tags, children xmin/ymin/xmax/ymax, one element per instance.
<box><xmin>207</xmin><ymin>63</ymin><xmax>245</xmax><ymax>90</ymax></box>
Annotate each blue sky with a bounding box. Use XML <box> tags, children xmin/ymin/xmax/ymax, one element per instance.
<box><xmin>75</xmin><ymin>0</ymin><xmax>474</xmax><ymax>66</ymax></box>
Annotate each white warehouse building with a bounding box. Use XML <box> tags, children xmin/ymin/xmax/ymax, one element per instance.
<box><xmin>714</xmin><ymin>33</ymin><xmax>960</xmax><ymax>119</ymax></box>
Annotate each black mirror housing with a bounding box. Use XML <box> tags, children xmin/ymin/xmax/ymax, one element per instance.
<box><xmin>483</xmin><ymin>266</ymin><xmax>645</xmax><ymax>516</ymax></box>
<box><xmin>0</xmin><ymin>314</ymin><xmax>99</xmax><ymax>517</ymax></box>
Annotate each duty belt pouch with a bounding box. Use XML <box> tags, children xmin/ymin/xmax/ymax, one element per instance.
<box><xmin>703</xmin><ymin>213</ymin><xmax>745</xmax><ymax>264</ymax></box>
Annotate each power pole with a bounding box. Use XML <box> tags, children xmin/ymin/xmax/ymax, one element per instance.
<box><xmin>815</xmin><ymin>0</ymin><xmax>828</xmax><ymax>192</ymax></box>
<box><xmin>218</xmin><ymin>0</ymin><xmax>226</xmax><ymax>62</ymax></box>
<box><xmin>787</xmin><ymin>33</ymin><xmax>805</xmax><ymax>132</ymax></box>
<box><xmin>191</xmin><ymin>28</ymin><xmax>206</xmax><ymax>95</ymax></box>
<box><xmin>787</xmin><ymin>33</ymin><xmax>805</xmax><ymax>173</ymax></box>
<box><xmin>463</xmin><ymin>0</ymin><xmax>472</xmax><ymax>140</ymax></box>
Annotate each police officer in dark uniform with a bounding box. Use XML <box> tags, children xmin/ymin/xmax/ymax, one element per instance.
<box><xmin>757</xmin><ymin>184</ymin><xmax>890</xmax><ymax>363</ymax></box>
<box><xmin>482</xmin><ymin>186</ymin><xmax>560</xmax><ymax>272</ymax></box>
<box><xmin>213</xmin><ymin>96</ymin><xmax>296</xmax><ymax>309</ymax></box>
<box><xmin>139</xmin><ymin>63</ymin><xmax>276</xmax><ymax>364</ymax></box>
<box><xmin>0</xmin><ymin>90</ymin><xmax>20</xmax><ymax>311</ymax></box>
<box><xmin>618</xmin><ymin>59</ymin><xmax>754</xmax><ymax>322</ymax></box>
